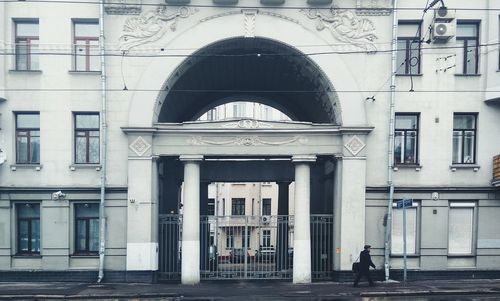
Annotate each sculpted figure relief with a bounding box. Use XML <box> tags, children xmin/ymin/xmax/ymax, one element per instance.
<box><xmin>303</xmin><ymin>6</ymin><xmax>378</xmax><ymax>51</ymax></box>
<box><xmin>119</xmin><ymin>5</ymin><xmax>196</xmax><ymax>50</ymax></box>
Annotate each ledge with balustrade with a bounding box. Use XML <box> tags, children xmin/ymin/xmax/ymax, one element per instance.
<box><xmin>493</xmin><ymin>155</ymin><xmax>500</xmax><ymax>187</ymax></box>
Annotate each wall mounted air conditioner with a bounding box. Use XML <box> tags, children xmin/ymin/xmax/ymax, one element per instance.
<box><xmin>261</xmin><ymin>216</ymin><xmax>271</xmax><ymax>224</ymax></box>
<box><xmin>432</xmin><ymin>21</ymin><xmax>455</xmax><ymax>42</ymax></box>
<box><xmin>434</xmin><ymin>7</ymin><xmax>455</xmax><ymax>21</ymax></box>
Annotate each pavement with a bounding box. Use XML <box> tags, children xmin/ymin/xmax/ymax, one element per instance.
<box><xmin>0</xmin><ymin>278</ymin><xmax>499</xmax><ymax>300</ymax></box>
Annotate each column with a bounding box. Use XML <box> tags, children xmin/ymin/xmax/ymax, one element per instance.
<box><xmin>292</xmin><ymin>155</ymin><xmax>316</xmax><ymax>284</ymax></box>
<box><xmin>180</xmin><ymin>155</ymin><xmax>203</xmax><ymax>285</ymax></box>
<box><xmin>276</xmin><ymin>181</ymin><xmax>290</xmax><ymax>271</ymax></box>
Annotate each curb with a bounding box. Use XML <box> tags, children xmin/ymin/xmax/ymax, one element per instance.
<box><xmin>0</xmin><ymin>293</ymin><xmax>179</xmax><ymax>300</ymax></box>
<box><xmin>360</xmin><ymin>289</ymin><xmax>498</xmax><ymax>297</ymax></box>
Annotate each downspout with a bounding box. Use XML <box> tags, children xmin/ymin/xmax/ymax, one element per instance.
<box><xmin>97</xmin><ymin>0</ymin><xmax>108</xmax><ymax>283</ymax></box>
<box><xmin>383</xmin><ymin>0</ymin><xmax>398</xmax><ymax>282</ymax></box>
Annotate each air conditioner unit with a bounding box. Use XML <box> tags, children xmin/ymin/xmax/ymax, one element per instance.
<box><xmin>434</xmin><ymin>7</ymin><xmax>455</xmax><ymax>21</ymax></box>
<box><xmin>432</xmin><ymin>21</ymin><xmax>455</xmax><ymax>42</ymax></box>
<box><xmin>261</xmin><ymin>216</ymin><xmax>271</xmax><ymax>224</ymax></box>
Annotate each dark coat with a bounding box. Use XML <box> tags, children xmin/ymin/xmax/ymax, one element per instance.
<box><xmin>358</xmin><ymin>250</ymin><xmax>376</xmax><ymax>272</ymax></box>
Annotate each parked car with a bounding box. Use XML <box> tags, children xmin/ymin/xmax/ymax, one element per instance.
<box><xmin>255</xmin><ymin>246</ymin><xmax>275</xmax><ymax>262</ymax></box>
<box><xmin>230</xmin><ymin>248</ymin><xmax>249</xmax><ymax>263</ymax></box>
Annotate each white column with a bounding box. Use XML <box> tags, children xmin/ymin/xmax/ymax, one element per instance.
<box><xmin>292</xmin><ymin>155</ymin><xmax>316</xmax><ymax>284</ymax></box>
<box><xmin>180</xmin><ymin>155</ymin><xmax>203</xmax><ymax>285</ymax></box>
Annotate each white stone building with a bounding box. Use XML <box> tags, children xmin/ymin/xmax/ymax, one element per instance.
<box><xmin>0</xmin><ymin>0</ymin><xmax>499</xmax><ymax>283</ymax></box>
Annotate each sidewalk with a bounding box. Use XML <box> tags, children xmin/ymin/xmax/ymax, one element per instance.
<box><xmin>0</xmin><ymin>279</ymin><xmax>499</xmax><ymax>300</ymax></box>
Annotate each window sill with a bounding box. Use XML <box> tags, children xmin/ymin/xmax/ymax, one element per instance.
<box><xmin>454</xmin><ymin>74</ymin><xmax>481</xmax><ymax>77</ymax></box>
<box><xmin>9</xmin><ymin>69</ymin><xmax>42</xmax><ymax>73</ymax></box>
<box><xmin>396</xmin><ymin>74</ymin><xmax>423</xmax><ymax>77</ymax></box>
<box><xmin>447</xmin><ymin>254</ymin><xmax>475</xmax><ymax>257</ymax></box>
<box><xmin>390</xmin><ymin>254</ymin><xmax>420</xmax><ymax>258</ymax></box>
<box><xmin>70</xmin><ymin>254</ymin><xmax>99</xmax><ymax>258</ymax></box>
<box><xmin>12</xmin><ymin>254</ymin><xmax>42</xmax><ymax>258</ymax></box>
<box><xmin>69</xmin><ymin>164</ymin><xmax>102</xmax><ymax>171</ymax></box>
<box><xmin>68</xmin><ymin>70</ymin><xmax>101</xmax><ymax>75</ymax></box>
<box><xmin>450</xmin><ymin>164</ymin><xmax>480</xmax><ymax>172</ymax></box>
<box><xmin>10</xmin><ymin>164</ymin><xmax>42</xmax><ymax>171</ymax></box>
<box><xmin>393</xmin><ymin>164</ymin><xmax>422</xmax><ymax>172</ymax></box>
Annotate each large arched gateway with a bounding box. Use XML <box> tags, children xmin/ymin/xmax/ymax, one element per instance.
<box><xmin>123</xmin><ymin>36</ymin><xmax>372</xmax><ymax>284</ymax></box>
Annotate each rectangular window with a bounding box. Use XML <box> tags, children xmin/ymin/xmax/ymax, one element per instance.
<box><xmin>231</xmin><ymin>198</ymin><xmax>245</xmax><ymax>216</ymax></box>
<box><xmin>74</xmin><ymin>203</ymin><xmax>99</xmax><ymax>254</ymax></box>
<box><xmin>448</xmin><ymin>202</ymin><xmax>475</xmax><ymax>254</ymax></box>
<box><xmin>397</xmin><ymin>22</ymin><xmax>421</xmax><ymax>75</ymax></box>
<box><xmin>391</xmin><ymin>201</ymin><xmax>418</xmax><ymax>254</ymax></box>
<box><xmin>207</xmin><ymin>198</ymin><xmax>215</xmax><ymax>216</ymax></box>
<box><xmin>15</xmin><ymin>20</ymin><xmax>39</xmax><ymax>70</ymax></box>
<box><xmin>73</xmin><ymin>21</ymin><xmax>100</xmax><ymax>71</ymax></box>
<box><xmin>394</xmin><ymin>114</ymin><xmax>419</xmax><ymax>165</ymax></box>
<box><xmin>262</xmin><ymin>229</ymin><xmax>271</xmax><ymax>247</ymax></box>
<box><xmin>226</xmin><ymin>228</ymin><xmax>234</xmax><ymax>249</ymax></box>
<box><xmin>74</xmin><ymin>113</ymin><xmax>100</xmax><ymax>164</ymax></box>
<box><xmin>262</xmin><ymin>198</ymin><xmax>271</xmax><ymax>216</ymax></box>
<box><xmin>452</xmin><ymin>113</ymin><xmax>477</xmax><ymax>164</ymax></box>
<box><xmin>16</xmin><ymin>203</ymin><xmax>40</xmax><ymax>254</ymax></box>
<box><xmin>456</xmin><ymin>22</ymin><xmax>479</xmax><ymax>75</ymax></box>
<box><xmin>243</xmin><ymin>228</ymin><xmax>250</xmax><ymax>249</ymax></box>
<box><xmin>16</xmin><ymin>113</ymin><xmax>40</xmax><ymax>164</ymax></box>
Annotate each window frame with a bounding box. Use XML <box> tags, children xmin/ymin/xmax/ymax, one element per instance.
<box><xmin>74</xmin><ymin>112</ymin><xmax>100</xmax><ymax>164</ymax></box>
<box><xmin>390</xmin><ymin>200</ymin><xmax>420</xmax><ymax>256</ymax></box>
<box><xmin>231</xmin><ymin>198</ymin><xmax>245</xmax><ymax>216</ymax></box>
<box><xmin>262</xmin><ymin>198</ymin><xmax>272</xmax><ymax>216</ymax></box>
<box><xmin>15</xmin><ymin>112</ymin><xmax>40</xmax><ymax>164</ymax></box>
<box><xmin>452</xmin><ymin>113</ymin><xmax>478</xmax><ymax>164</ymax></box>
<box><xmin>14</xmin><ymin>20</ymin><xmax>39</xmax><ymax>71</ymax></box>
<box><xmin>456</xmin><ymin>21</ymin><xmax>480</xmax><ymax>75</ymax></box>
<box><xmin>226</xmin><ymin>228</ymin><xmax>234</xmax><ymax>249</ymax></box>
<box><xmin>72</xmin><ymin>20</ymin><xmax>99</xmax><ymax>72</ymax></box>
<box><xmin>394</xmin><ymin>113</ymin><xmax>420</xmax><ymax>165</ymax></box>
<box><xmin>447</xmin><ymin>202</ymin><xmax>477</xmax><ymax>256</ymax></box>
<box><xmin>396</xmin><ymin>21</ymin><xmax>422</xmax><ymax>75</ymax></box>
<box><xmin>262</xmin><ymin>229</ymin><xmax>271</xmax><ymax>248</ymax></box>
<box><xmin>16</xmin><ymin>203</ymin><xmax>41</xmax><ymax>255</ymax></box>
<box><xmin>74</xmin><ymin>203</ymin><xmax>99</xmax><ymax>255</ymax></box>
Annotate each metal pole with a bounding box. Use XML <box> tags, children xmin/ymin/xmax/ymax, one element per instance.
<box><xmin>384</xmin><ymin>0</ymin><xmax>398</xmax><ymax>282</ymax></box>
<box><xmin>97</xmin><ymin>0</ymin><xmax>108</xmax><ymax>283</ymax></box>
<box><xmin>403</xmin><ymin>201</ymin><xmax>407</xmax><ymax>283</ymax></box>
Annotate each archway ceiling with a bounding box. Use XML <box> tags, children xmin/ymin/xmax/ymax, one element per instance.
<box><xmin>158</xmin><ymin>38</ymin><xmax>338</xmax><ymax>124</ymax></box>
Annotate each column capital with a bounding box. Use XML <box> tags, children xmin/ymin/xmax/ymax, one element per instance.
<box><xmin>292</xmin><ymin>155</ymin><xmax>316</xmax><ymax>163</ymax></box>
<box><xmin>179</xmin><ymin>155</ymin><xmax>204</xmax><ymax>162</ymax></box>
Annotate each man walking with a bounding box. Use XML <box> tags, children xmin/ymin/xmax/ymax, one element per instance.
<box><xmin>353</xmin><ymin>245</ymin><xmax>376</xmax><ymax>287</ymax></box>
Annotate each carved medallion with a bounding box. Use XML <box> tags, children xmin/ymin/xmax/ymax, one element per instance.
<box><xmin>129</xmin><ymin>136</ymin><xmax>152</xmax><ymax>156</ymax></box>
<box><xmin>302</xmin><ymin>6</ymin><xmax>378</xmax><ymax>51</ymax></box>
<box><xmin>344</xmin><ymin>135</ymin><xmax>366</xmax><ymax>156</ymax></box>
<box><xmin>221</xmin><ymin>120</ymin><xmax>274</xmax><ymax>129</ymax></box>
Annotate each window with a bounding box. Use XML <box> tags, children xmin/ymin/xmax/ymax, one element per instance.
<box><xmin>16</xmin><ymin>113</ymin><xmax>40</xmax><ymax>164</ymax></box>
<box><xmin>448</xmin><ymin>202</ymin><xmax>475</xmax><ymax>254</ymax></box>
<box><xmin>226</xmin><ymin>228</ymin><xmax>234</xmax><ymax>249</ymax></box>
<box><xmin>75</xmin><ymin>203</ymin><xmax>99</xmax><ymax>254</ymax></box>
<box><xmin>452</xmin><ymin>113</ymin><xmax>477</xmax><ymax>164</ymax></box>
<box><xmin>231</xmin><ymin>198</ymin><xmax>245</xmax><ymax>216</ymax></box>
<box><xmin>262</xmin><ymin>230</ymin><xmax>271</xmax><ymax>247</ymax></box>
<box><xmin>207</xmin><ymin>198</ymin><xmax>215</xmax><ymax>216</ymax></box>
<box><xmin>391</xmin><ymin>201</ymin><xmax>418</xmax><ymax>254</ymax></box>
<box><xmin>15</xmin><ymin>20</ymin><xmax>39</xmax><ymax>70</ymax></box>
<box><xmin>262</xmin><ymin>198</ymin><xmax>271</xmax><ymax>216</ymax></box>
<box><xmin>243</xmin><ymin>228</ymin><xmax>250</xmax><ymax>249</ymax></box>
<box><xmin>73</xmin><ymin>21</ymin><xmax>99</xmax><ymax>71</ymax></box>
<box><xmin>16</xmin><ymin>203</ymin><xmax>40</xmax><ymax>254</ymax></box>
<box><xmin>394</xmin><ymin>114</ymin><xmax>419</xmax><ymax>165</ymax></box>
<box><xmin>74</xmin><ymin>113</ymin><xmax>99</xmax><ymax>164</ymax></box>
<box><xmin>397</xmin><ymin>22</ymin><xmax>421</xmax><ymax>75</ymax></box>
<box><xmin>456</xmin><ymin>22</ymin><xmax>479</xmax><ymax>75</ymax></box>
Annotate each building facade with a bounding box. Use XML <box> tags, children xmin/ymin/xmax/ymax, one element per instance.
<box><xmin>0</xmin><ymin>0</ymin><xmax>499</xmax><ymax>283</ymax></box>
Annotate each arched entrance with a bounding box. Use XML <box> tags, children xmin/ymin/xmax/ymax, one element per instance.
<box><xmin>123</xmin><ymin>37</ymin><xmax>371</xmax><ymax>284</ymax></box>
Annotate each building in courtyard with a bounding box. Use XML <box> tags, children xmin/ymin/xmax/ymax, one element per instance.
<box><xmin>0</xmin><ymin>0</ymin><xmax>500</xmax><ymax>283</ymax></box>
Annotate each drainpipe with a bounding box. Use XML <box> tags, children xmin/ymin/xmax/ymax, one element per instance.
<box><xmin>97</xmin><ymin>0</ymin><xmax>108</xmax><ymax>283</ymax></box>
<box><xmin>0</xmin><ymin>0</ymin><xmax>6</xmax><ymax>102</ymax></box>
<box><xmin>383</xmin><ymin>0</ymin><xmax>398</xmax><ymax>282</ymax></box>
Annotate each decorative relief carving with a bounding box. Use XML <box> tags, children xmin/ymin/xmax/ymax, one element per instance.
<box><xmin>129</xmin><ymin>136</ymin><xmax>151</xmax><ymax>156</ymax></box>
<box><xmin>187</xmin><ymin>136</ymin><xmax>307</xmax><ymax>146</ymax></box>
<box><xmin>119</xmin><ymin>5</ymin><xmax>197</xmax><ymax>50</ymax></box>
<box><xmin>344</xmin><ymin>135</ymin><xmax>366</xmax><ymax>156</ymax></box>
<box><xmin>242</xmin><ymin>9</ymin><xmax>258</xmax><ymax>38</ymax></box>
<box><xmin>105</xmin><ymin>0</ymin><xmax>142</xmax><ymax>15</ymax></box>
<box><xmin>356</xmin><ymin>0</ymin><xmax>392</xmax><ymax>16</ymax></box>
<box><xmin>221</xmin><ymin>120</ymin><xmax>274</xmax><ymax>129</ymax></box>
<box><xmin>302</xmin><ymin>6</ymin><xmax>378</xmax><ymax>51</ymax></box>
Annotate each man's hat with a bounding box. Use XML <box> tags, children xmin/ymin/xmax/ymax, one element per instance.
<box><xmin>364</xmin><ymin>245</ymin><xmax>371</xmax><ymax>250</ymax></box>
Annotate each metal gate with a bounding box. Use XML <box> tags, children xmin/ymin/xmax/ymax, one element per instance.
<box><xmin>158</xmin><ymin>214</ymin><xmax>333</xmax><ymax>281</ymax></box>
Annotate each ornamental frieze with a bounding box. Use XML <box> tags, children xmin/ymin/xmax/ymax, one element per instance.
<box><xmin>187</xmin><ymin>136</ymin><xmax>308</xmax><ymax>146</ymax></box>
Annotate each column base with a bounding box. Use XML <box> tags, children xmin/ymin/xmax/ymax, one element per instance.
<box><xmin>181</xmin><ymin>240</ymin><xmax>200</xmax><ymax>284</ymax></box>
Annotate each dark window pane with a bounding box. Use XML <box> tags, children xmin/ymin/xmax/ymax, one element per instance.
<box><xmin>76</xmin><ymin>204</ymin><xmax>99</xmax><ymax>218</ymax></box>
<box><xmin>18</xmin><ymin>221</ymin><xmax>28</xmax><ymax>252</ymax></box>
<box><xmin>452</xmin><ymin>131</ymin><xmax>462</xmax><ymax>163</ymax></box>
<box><xmin>31</xmin><ymin>219</ymin><xmax>40</xmax><ymax>253</ymax></box>
<box><xmin>15</xmin><ymin>44</ymin><xmax>28</xmax><ymax>70</ymax></box>
<box><xmin>405</xmin><ymin>132</ymin><xmax>417</xmax><ymax>164</ymax></box>
<box><xmin>30</xmin><ymin>136</ymin><xmax>40</xmax><ymax>163</ymax></box>
<box><xmin>394</xmin><ymin>132</ymin><xmax>403</xmax><ymax>164</ymax></box>
<box><xmin>89</xmin><ymin>219</ymin><xmax>99</xmax><ymax>252</ymax></box>
<box><xmin>18</xmin><ymin>204</ymin><xmax>40</xmax><ymax>218</ymax></box>
<box><xmin>76</xmin><ymin>219</ymin><xmax>87</xmax><ymax>251</ymax></box>
<box><xmin>262</xmin><ymin>199</ymin><xmax>271</xmax><ymax>215</ymax></box>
